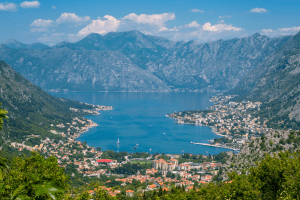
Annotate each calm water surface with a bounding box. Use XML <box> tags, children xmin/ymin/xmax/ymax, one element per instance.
<box><xmin>50</xmin><ymin>92</ymin><xmax>231</xmax><ymax>155</ymax></box>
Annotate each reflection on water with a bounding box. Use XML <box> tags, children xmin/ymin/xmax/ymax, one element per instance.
<box><xmin>50</xmin><ymin>92</ymin><xmax>231</xmax><ymax>155</ymax></box>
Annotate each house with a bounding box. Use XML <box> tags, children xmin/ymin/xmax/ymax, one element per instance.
<box><xmin>146</xmin><ymin>168</ymin><xmax>158</xmax><ymax>174</ymax></box>
<box><xmin>191</xmin><ymin>174</ymin><xmax>200</xmax><ymax>179</ymax></box>
<box><xmin>88</xmin><ymin>190</ymin><xmax>94</xmax><ymax>195</ymax></box>
<box><xmin>201</xmin><ymin>175</ymin><xmax>213</xmax><ymax>182</ymax></box>
<box><xmin>183</xmin><ymin>173</ymin><xmax>191</xmax><ymax>179</ymax></box>
<box><xmin>199</xmin><ymin>180</ymin><xmax>207</xmax><ymax>184</ymax></box>
<box><xmin>170</xmin><ymin>158</ymin><xmax>178</xmax><ymax>166</ymax></box>
<box><xmin>178</xmin><ymin>164</ymin><xmax>191</xmax><ymax>171</ymax></box>
<box><xmin>185</xmin><ymin>186</ymin><xmax>194</xmax><ymax>192</ymax></box>
<box><xmin>147</xmin><ymin>184</ymin><xmax>157</xmax><ymax>190</ymax></box>
<box><xmin>62</xmin><ymin>155</ymin><xmax>69</xmax><ymax>160</ymax></box>
<box><xmin>126</xmin><ymin>190</ymin><xmax>134</xmax><ymax>197</ymax></box>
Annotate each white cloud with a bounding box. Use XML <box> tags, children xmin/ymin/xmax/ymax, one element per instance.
<box><xmin>185</xmin><ymin>21</ymin><xmax>201</xmax><ymax>28</ymax></box>
<box><xmin>160</xmin><ymin>21</ymin><xmax>245</xmax><ymax>43</ymax></box>
<box><xmin>20</xmin><ymin>1</ymin><xmax>40</xmax><ymax>8</ymax></box>
<box><xmin>261</xmin><ymin>29</ymin><xmax>273</xmax><ymax>34</ymax></box>
<box><xmin>30</xmin><ymin>19</ymin><xmax>53</xmax><ymax>27</ymax></box>
<box><xmin>219</xmin><ymin>15</ymin><xmax>231</xmax><ymax>19</ymax></box>
<box><xmin>56</xmin><ymin>13</ymin><xmax>90</xmax><ymax>25</ymax></box>
<box><xmin>38</xmin><ymin>33</ymin><xmax>65</xmax><ymax>46</ymax></box>
<box><xmin>202</xmin><ymin>22</ymin><xmax>242</xmax><ymax>32</ymax></box>
<box><xmin>250</xmin><ymin>8</ymin><xmax>268</xmax><ymax>13</ymax></box>
<box><xmin>69</xmin><ymin>15</ymin><xmax>121</xmax><ymax>40</ymax></box>
<box><xmin>158</xmin><ymin>26</ymin><xmax>178</xmax><ymax>32</ymax></box>
<box><xmin>278</xmin><ymin>26</ymin><xmax>300</xmax><ymax>33</ymax></box>
<box><xmin>31</xmin><ymin>13</ymin><xmax>246</xmax><ymax>46</ymax></box>
<box><xmin>123</xmin><ymin>13</ymin><xmax>175</xmax><ymax>27</ymax></box>
<box><xmin>30</xmin><ymin>27</ymin><xmax>48</xmax><ymax>32</ymax></box>
<box><xmin>52</xmin><ymin>5</ymin><xmax>56</xmax><ymax>9</ymax></box>
<box><xmin>191</xmin><ymin>9</ymin><xmax>204</xmax><ymax>13</ymax></box>
<box><xmin>0</xmin><ymin>2</ymin><xmax>17</xmax><ymax>11</ymax></box>
<box><xmin>261</xmin><ymin>26</ymin><xmax>300</xmax><ymax>37</ymax></box>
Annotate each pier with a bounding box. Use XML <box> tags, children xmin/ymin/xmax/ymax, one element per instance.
<box><xmin>191</xmin><ymin>142</ymin><xmax>239</xmax><ymax>151</ymax></box>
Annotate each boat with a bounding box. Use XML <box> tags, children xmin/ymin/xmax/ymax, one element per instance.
<box><xmin>117</xmin><ymin>138</ymin><xmax>119</xmax><ymax>144</ymax></box>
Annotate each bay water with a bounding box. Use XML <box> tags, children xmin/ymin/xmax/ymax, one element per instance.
<box><xmin>50</xmin><ymin>92</ymin><xmax>231</xmax><ymax>155</ymax></box>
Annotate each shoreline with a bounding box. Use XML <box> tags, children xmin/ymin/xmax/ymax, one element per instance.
<box><xmin>47</xmin><ymin>90</ymin><xmax>223</xmax><ymax>93</ymax></box>
<box><xmin>171</xmin><ymin>118</ymin><xmax>227</xmax><ymax>137</ymax></box>
<box><xmin>68</xmin><ymin>104</ymin><xmax>113</xmax><ymax>140</ymax></box>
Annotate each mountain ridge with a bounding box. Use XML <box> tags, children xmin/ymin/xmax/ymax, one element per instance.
<box><xmin>2</xmin><ymin>39</ymin><xmax>49</xmax><ymax>50</ymax></box>
<box><xmin>232</xmin><ymin>31</ymin><xmax>300</xmax><ymax>123</ymax></box>
<box><xmin>0</xmin><ymin>31</ymin><xmax>291</xmax><ymax>92</ymax></box>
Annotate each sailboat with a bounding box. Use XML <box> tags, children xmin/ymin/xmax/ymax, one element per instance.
<box><xmin>117</xmin><ymin>138</ymin><xmax>120</xmax><ymax>153</ymax></box>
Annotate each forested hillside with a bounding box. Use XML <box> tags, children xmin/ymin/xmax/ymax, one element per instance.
<box><xmin>0</xmin><ymin>61</ymin><xmax>96</xmax><ymax>149</ymax></box>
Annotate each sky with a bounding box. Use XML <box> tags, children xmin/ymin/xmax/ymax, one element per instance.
<box><xmin>0</xmin><ymin>0</ymin><xmax>300</xmax><ymax>46</ymax></box>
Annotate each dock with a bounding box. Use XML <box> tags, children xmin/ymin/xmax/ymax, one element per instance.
<box><xmin>191</xmin><ymin>142</ymin><xmax>239</xmax><ymax>151</ymax></box>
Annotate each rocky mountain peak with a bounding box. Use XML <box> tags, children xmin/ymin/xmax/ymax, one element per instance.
<box><xmin>2</xmin><ymin>39</ymin><xmax>48</xmax><ymax>50</ymax></box>
<box><xmin>4</xmin><ymin>39</ymin><xmax>22</xmax><ymax>45</ymax></box>
<box><xmin>0</xmin><ymin>31</ymin><xmax>292</xmax><ymax>93</ymax></box>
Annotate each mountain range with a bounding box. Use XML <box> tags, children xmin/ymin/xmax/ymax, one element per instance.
<box><xmin>0</xmin><ymin>30</ymin><xmax>291</xmax><ymax>92</ymax></box>
<box><xmin>3</xmin><ymin>39</ymin><xmax>49</xmax><ymax>50</ymax></box>
<box><xmin>232</xmin><ymin>31</ymin><xmax>300</xmax><ymax>123</ymax></box>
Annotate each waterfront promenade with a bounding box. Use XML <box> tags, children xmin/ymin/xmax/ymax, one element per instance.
<box><xmin>190</xmin><ymin>142</ymin><xmax>239</xmax><ymax>151</ymax></box>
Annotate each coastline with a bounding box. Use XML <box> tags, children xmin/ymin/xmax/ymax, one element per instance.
<box><xmin>68</xmin><ymin>104</ymin><xmax>113</xmax><ymax>141</ymax></box>
<box><xmin>169</xmin><ymin>117</ymin><xmax>226</xmax><ymax>138</ymax></box>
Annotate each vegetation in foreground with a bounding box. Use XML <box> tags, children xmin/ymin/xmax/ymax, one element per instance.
<box><xmin>0</xmin><ymin>150</ymin><xmax>300</xmax><ymax>199</ymax></box>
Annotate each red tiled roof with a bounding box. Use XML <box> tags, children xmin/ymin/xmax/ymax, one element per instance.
<box><xmin>97</xmin><ymin>159</ymin><xmax>113</xmax><ymax>163</ymax></box>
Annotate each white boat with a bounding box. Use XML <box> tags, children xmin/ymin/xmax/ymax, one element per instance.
<box><xmin>117</xmin><ymin>138</ymin><xmax>119</xmax><ymax>144</ymax></box>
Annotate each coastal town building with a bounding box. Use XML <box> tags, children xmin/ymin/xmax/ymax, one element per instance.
<box><xmin>153</xmin><ymin>158</ymin><xmax>178</xmax><ymax>171</ymax></box>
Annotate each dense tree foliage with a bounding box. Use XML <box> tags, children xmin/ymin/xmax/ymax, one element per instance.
<box><xmin>112</xmin><ymin>162</ymin><xmax>152</xmax><ymax>175</ymax></box>
<box><xmin>0</xmin><ymin>152</ymin><xmax>69</xmax><ymax>199</ymax></box>
<box><xmin>0</xmin><ymin>102</ymin><xmax>8</xmax><ymax>130</ymax></box>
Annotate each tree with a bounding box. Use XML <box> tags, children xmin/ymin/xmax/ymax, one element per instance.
<box><xmin>0</xmin><ymin>103</ymin><xmax>8</xmax><ymax>130</ymax></box>
<box><xmin>249</xmin><ymin>151</ymin><xmax>300</xmax><ymax>199</ymax></box>
<box><xmin>0</xmin><ymin>152</ymin><xmax>69</xmax><ymax>199</ymax></box>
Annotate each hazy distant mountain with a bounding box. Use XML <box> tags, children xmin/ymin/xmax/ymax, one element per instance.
<box><xmin>2</xmin><ymin>39</ymin><xmax>49</xmax><ymax>50</ymax></box>
<box><xmin>0</xmin><ymin>31</ymin><xmax>291</xmax><ymax>92</ymax></box>
<box><xmin>232</xmin><ymin>31</ymin><xmax>300</xmax><ymax>122</ymax></box>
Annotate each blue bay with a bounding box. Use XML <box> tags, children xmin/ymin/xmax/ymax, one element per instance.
<box><xmin>50</xmin><ymin>92</ymin><xmax>231</xmax><ymax>155</ymax></box>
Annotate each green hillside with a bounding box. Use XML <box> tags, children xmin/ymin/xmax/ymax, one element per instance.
<box><xmin>0</xmin><ymin>60</ymin><xmax>97</xmax><ymax>156</ymax></box>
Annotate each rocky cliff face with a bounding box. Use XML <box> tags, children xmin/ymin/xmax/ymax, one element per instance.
<box><xmin>232</xmin><ymin>32</ymin><xmax>300</xmax><ymax>121</ymax></box>
<box><xmin>0</xmin><ymin>31</ymin><xmax>291</xmax><ymax>92</ymax></box>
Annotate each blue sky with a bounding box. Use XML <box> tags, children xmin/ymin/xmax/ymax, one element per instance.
<box><xmin>0</xmin><ymin>0</ymin><xmax>299</xmax><ymax>45</ymax></box>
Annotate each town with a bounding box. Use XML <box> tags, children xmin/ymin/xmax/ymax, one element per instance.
<box><xmin>167</xmin><ymin>95</ymin><xmax>270</xmax><ymax>150</ymax></box>
<box><xmin>8</xmin><ymin>102</ymin><xmax>228</xmax><ymax>198</ymax></box>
